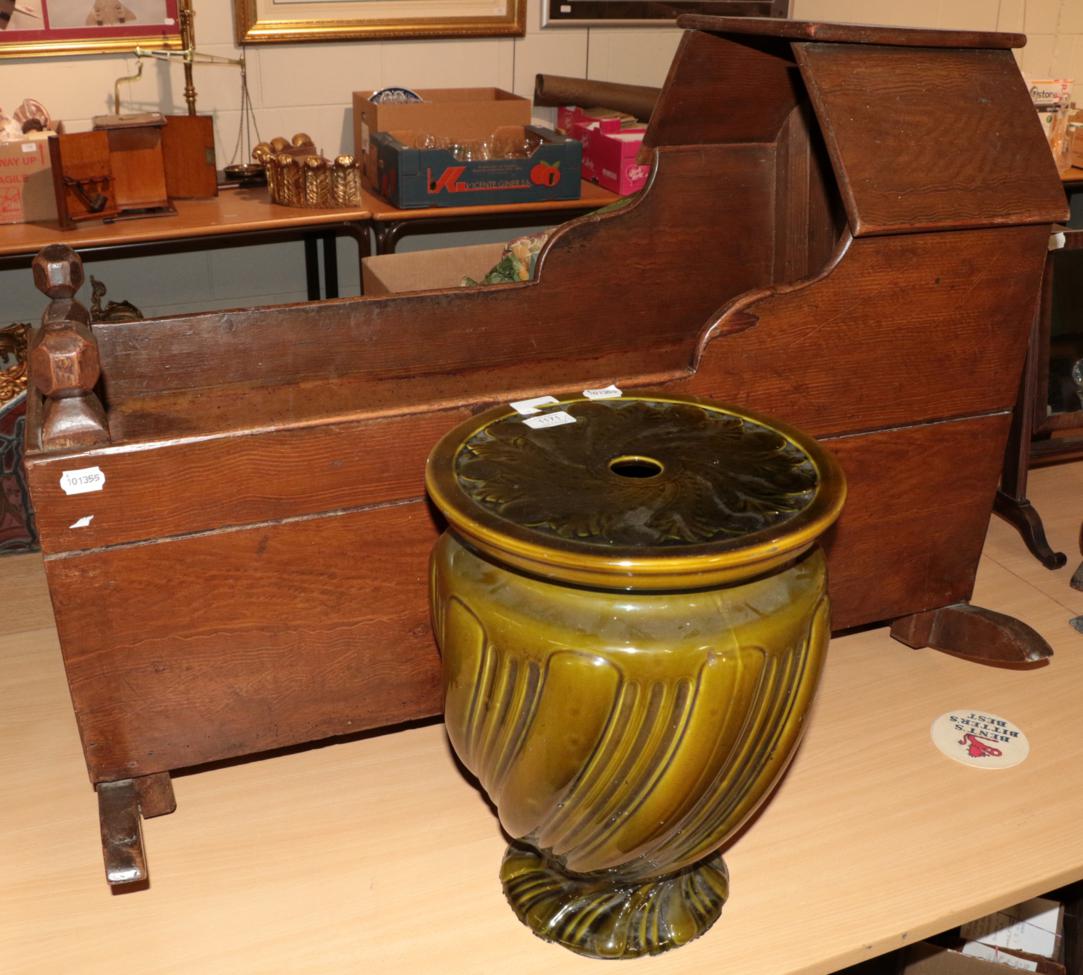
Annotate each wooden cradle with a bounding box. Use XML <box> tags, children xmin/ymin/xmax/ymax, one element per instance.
<box><xmin>23</xmin><ymin>17</ymin><xmax>1066</xmax><ymax>884</ymax></box>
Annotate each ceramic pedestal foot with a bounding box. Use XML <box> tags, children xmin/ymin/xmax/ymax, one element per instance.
<box><xmin>500</xmin><ymin>844</ymin><xmax>729</xmax><ymax>959</ymax></box>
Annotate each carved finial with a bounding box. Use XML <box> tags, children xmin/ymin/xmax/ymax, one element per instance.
<box><xmin>29</xmin><ymin>245</ymin><xmax>109</xmax><ymax>451</ymax></box>
<box><xmin>32</xmin><ymin>243</ymin><xmax>85</xmax><ymax>300</ymax></box>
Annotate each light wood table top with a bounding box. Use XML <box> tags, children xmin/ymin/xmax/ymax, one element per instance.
<box><xmin>0</xmin><ymin>188</ymin><xmax>370</xmax><ymax>259</ymax></box>
<box><xmin>364</xmin><ymin>179</ymin><xmax>620</xmax><ymax>222</ymax></box>
<box><xmin>3</xmin><ymin>463</ymin><xmax>1083</xmax><ymax>975</ymax></box>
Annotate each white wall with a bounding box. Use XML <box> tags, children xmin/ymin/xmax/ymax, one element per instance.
<box><xmin>0</xmin><ymin>0</ymin><xmax>1075</xmax><ymax>321</ymax></box>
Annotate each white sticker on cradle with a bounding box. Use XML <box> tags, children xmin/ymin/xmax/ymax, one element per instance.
<box><xmin>524</xmin><ymin>410</ymin><xmax>576</xmax><ymax>430</ymax></box>
<box><xmin>930</xmin><ymin>710</ymin><xmax>1029</xmax><ymax>769</ymax></box>
<box><xmin>583</xmin><ymin>384</ymin><xmax>622</xmax><ymax>400</ymax></box>
<box><xmin>510</xmin><ymin>395</ymin><xmax>559</xmax><ymax>415</ymax></box>
<box><xmin>68</xmin><ymin>515</ymin><xmax>94</xmax><ymax>529</ymax></box>
<box><xmin>59</xmin><ymin>466</ymin><xmax>106</xmax><ymax>496</ymax></box>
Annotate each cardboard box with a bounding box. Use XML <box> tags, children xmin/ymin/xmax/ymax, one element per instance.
<box><xmin>353</xmin><ymin>88</ymin><xmax>532</xmax><ymax>189</ymax></box>
<box><xmin>557</xmin><ymin>106</ymin><xmax>649</xmax><ymax>195</ymax></box>
<box><xmin>362</xmin><ymin>241</ymin><xmax>505</xmax><ymax>295</ymax></box>
<box><xmin>1028</xmin><ymin>79</ymin><xmax>1073</xmax><ymax>109</ymax></box>
<box><xmin>902</xmin><ymin>942</ymin><xmax>1066</xmax><ymax>975</ymax></box>
<box><xmin>374</xmin><ymin>125</ymin><xmax>581</xmax><ymax>209</ymax></box>
<box><xmin>0</xmin><ymin>139</ymin><xmax>57</xmax><ymax>225</ymax></box>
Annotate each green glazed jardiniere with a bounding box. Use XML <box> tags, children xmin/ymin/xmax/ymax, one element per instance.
<box><xmin>425</xmin><ymin>394</ymin><xmax>845</xmax><ymax>959</ymax></box>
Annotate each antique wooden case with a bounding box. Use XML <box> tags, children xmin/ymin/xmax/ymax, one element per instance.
<box><xmin>23</xmin><ymin>18</ymin><xmax>1067</xmax><ymax>884</ymax></box>
<box><xmin>47</xmin><ymin>132</ymin><xmax>120</xmax><ymax>226</ymax></box>
<box><xmin>91</xmin><ymin>114</ymin><xmax>172</xmax><ymax>216</ymax></box>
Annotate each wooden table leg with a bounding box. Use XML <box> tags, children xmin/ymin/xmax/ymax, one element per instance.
<box><xmin>321</xmin><ymin>233</ymin><xmax>339</xmax><ymax>299</ymax></box>
<box><xmin>996</xmin><ymin>249</ymin><xmax>1067</xmax><ymax>569</ymax></box>
<box><xmin>303</xmin><ymin>235</ymin><xmax>320</xmax><ymax>300</ymax></box>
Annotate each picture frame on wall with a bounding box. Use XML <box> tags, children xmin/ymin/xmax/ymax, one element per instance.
<box><xmin>541</xmin><ymin>0</ymin><xmax>786</xmax><ymax>28</ymax></box>
<box><xmin>233</xmin><ymin>0</ymin><xmax>527</xmax><ymax>44</ymax></box>
<box><xmin>0</xmin><ymin>0</ymin><xmax>181</xmax><ymax>58</ymax></box>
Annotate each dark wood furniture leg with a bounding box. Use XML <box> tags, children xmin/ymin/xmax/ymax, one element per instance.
<box><xmin>322</xmin><ymin>232</ymin><xmax>339</xmax><ymax>298</ymax></box>
<box><xmin>303</xmin><ymin>235</ymin><xmax>320</xmax><ymax>300</ymax></box>
<box><xmin>995</xmin><ymin>252</ymin><xmax>1067</xmax><ymax>569</ymax></box>
<box><xmin>1072</xmin><ymin>523</ymin><xmax>1083</xmax><ymax>593</ymax></box>
<box><xmin>891</xmin><ymin>603</ymin><xmax>1052</xmax><ymax>666</ymax></box>
<box><xmin>97</xmin><ymin>772</ymin><xmax>176</xmax><ymax>886</ymax></box>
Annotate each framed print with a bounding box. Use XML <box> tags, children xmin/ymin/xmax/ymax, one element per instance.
<box><xmin>0</xmin><ymin>0</ymin><xmax>181</xmax><ymax>58</ymax></box>
<box><xmin>542</xmin><ymin>0</ymin><xmax>785</xmax><ymax>28</ymax></box>
<box><xmin>233</xmin><ymin>0</ymin><xmax>527</xmax><ymax>44</ymax></box>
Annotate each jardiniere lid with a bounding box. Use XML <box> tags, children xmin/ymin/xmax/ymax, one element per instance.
<box><xmin>425</xmin><ymin>393</ymin><xmax>846</xmax><ymax>590</ymax></box>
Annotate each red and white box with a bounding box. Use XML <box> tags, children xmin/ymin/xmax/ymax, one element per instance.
<box><xmin>558</xmin><ymin>107</ymin><xmax>650</xmax><ymax>196</ymax></box>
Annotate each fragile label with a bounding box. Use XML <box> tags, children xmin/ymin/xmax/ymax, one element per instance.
<box><xmin>59</xmin><ymin>466</ymin><xmax>106</xmax><ymax>496</ymax></box>
<box><xmin>930</xmin><ymin>710</ymin><xmax>1029</xmax><ymax>769</ymax></box>
<box><xmin>524</xmin><ymin>410</ymin><xmax>576</xmax><ymax>430</ymax></box>
<box><xmin>583</xmin><ymin>384</ymin><xmax>622</xmax><ymax>400</ymax></box>
<box><xmin>510</xmin><ymin>395</ymin><xmax>559</xmax><ymax>415</ymax></box>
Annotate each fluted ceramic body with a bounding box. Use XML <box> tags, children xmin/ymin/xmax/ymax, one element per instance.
<box><xmin>426</xmin><ymin>395</ymin><xmax>845</xmax><ymax>958</ymax></box>
<box><xmin>433</xmin><ymin>533</ymin><xmax>829</xmax><ymax>880</ymax></box>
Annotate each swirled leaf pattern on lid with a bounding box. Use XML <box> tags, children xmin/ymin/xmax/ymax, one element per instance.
<box><xmin>454</xmin><ymin>399</ymin><xmax>818</xmax><ymax>548</ymax></box>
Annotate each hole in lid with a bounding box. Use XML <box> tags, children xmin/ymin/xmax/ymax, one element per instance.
<box><xmin>608</xmin><ymin>455</ymin><xmax>664</xmax><ymax>478</ymax></box>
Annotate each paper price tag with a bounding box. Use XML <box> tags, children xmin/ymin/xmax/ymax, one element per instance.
<box><xmin>59</xmin><ymin>466</ymin><xmax>106</xmax><ymax>496</ymax></box>
<box><xmin>510</xmin><ymin>395</ymin><xmax>559</xmax><ymax>415</ymax></box>
<box><xmin>524</xmin><ymin>410</ymin><xmax>576</xmax><ymax>430</ymax></box>
<box><xmin>930</xmin><ymin>710</ymin><xmax>1029</xmax><ymax>769</ymax></box>
<box><xmin>583</xmin><ymin>384</ymin><xmax>622</xmax><ymax>400</ymax></box>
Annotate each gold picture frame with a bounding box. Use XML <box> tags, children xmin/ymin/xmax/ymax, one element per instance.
<box><xmin>233</xmin><ymin>0</ymin><xmax>526</xmax><ymax>44</ymax></box>
<box><xmin>0</xmin><ymin>0</ymin><xmax>182</xmax><ymax>59</ymax></box>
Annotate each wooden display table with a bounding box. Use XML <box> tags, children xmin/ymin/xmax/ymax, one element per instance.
<box><xmin>363</xmin><ymin>179</ymin><xmax>620</xmax><ymax>253</ymax></box>
<box><xmin>3</xmin><ymin>461</ymin><xmax>1083</xmax><ymax>975</ymax></box>
<box><xmin>0</xmin><ymin>188</ymin><xmax>371</xmax><ymax>300</ymax></box>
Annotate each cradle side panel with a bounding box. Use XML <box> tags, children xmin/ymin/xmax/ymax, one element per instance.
<box><xmin>43</xmin><ymin>410</ymin><xmax>1009</xmax><ymax>783</ymax></box>
<box><xmin>819</xmin><ymin>413</ymin><xmax>1009</xmax><ymax>628</ymax></box>
<box><xmin>25</xmin><ymin>407</ymin><xmax>472</xmax><ymax>555</ymax></box>
<box><xmin>44</xmin><ymin>502</ymin><xmax>443</xmax><ymax>783</ymax></box>
<box><xmin>682</xmin><ymin>225</ymin><xmax>1048</xmax><ymax>438</ymax></box>
<box><xmin>91</xmin><ymin>145</ymin><xmax>778</xmax><ymax>403</ymax></box>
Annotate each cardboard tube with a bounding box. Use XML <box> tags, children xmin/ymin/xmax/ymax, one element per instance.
<box><xmin>534</xmin><ymin>74</ymin><xmax>660</xmax><ymax>122</ymax></box>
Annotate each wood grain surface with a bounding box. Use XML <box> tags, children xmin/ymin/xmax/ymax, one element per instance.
<box><xmin>45</xmin><ymin>501</ymin><xmax>443</xmax><ymax>781</ymax></box>
<box><xmin>160</xmin><ymin>116</ymin><xmax>217</xmax><ymax>200</ymax></box>
<box><xmin>680</xmin><ymin>226</ymin><xmax>1049</xmax><ymax>437</ymax></box>
<box><xmin>676</xmin><ymin>14</ymin><xmax>1025</xmax><ymax>48</ymax></box>
<box><xmin>3</xmin><ymin>462</ymin><xmax>1082</xmax><ymax>975</ymax></box>
<box><xmin>797</xmin><ymin>44</ymin><xmax>1067</xmax><ymax>236</ymax></box>
<box><xmin>646</xmin><ymin>29</ymin><xmax>802</xmax><ymax>150</ymax></box>
<box><xmin>27</xmin><ymin>406</ymin><xmax>472</xmax><ymax>553</ymax></box>
<box><xmin>0</xmin><ymin>187</ymin><xmax>367</xmax><ymax>257</ymax></box>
